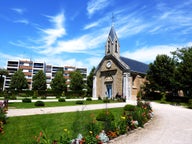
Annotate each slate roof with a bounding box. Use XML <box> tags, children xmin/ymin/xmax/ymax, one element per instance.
<box><xmin>120</xmin><ymin>56</ymin><xmax>149</xmax><ymax>74</ymax></box>
<box><xmin>109</xmin><ymin>26</ymin><xmax>117</xmax><ymax>42</ymax></box>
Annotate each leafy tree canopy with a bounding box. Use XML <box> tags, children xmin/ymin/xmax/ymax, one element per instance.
<box><xmin>0</xmin><ymin>68</ymin><xmax>8</xmax><ymax>91</ymax></box>
<box><xmin>146</xmin><ymin>54</ymin><xmax>176</xmax><ymax>93</ymax></box>
<box><xmin>32</xmin><ymin>70</ymin><xmax>47</xmax><ymax>91</ymax></box>
<box><xmin>70</xmin><ymin>70</ymin><xmax>84</xmax><ymax>93</ymax></box>
<box><xmin>86</xmin><ymin>67</ymin><xmax>95</xmax><ymax>96</ymax></box>
<box><xmin>10</xmin><ymin>69</ymin><xmax>28</xmax><ymax>91</ymax></box>
<box><xmin>172</xmin><ymin>47</ymin><xmax>192</xmax><ymax>97</ymax></box>
<box><xmin>51</xmin><ymin>71</ymin><xmax>67</xmax><ymax>95</ymax></box>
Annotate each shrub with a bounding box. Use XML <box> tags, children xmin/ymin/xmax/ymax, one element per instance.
<box><xmin>166</xmin><ymin>95</ymin><xmax>189</xmax><ymax>103</ymax></box>
<box><xmin>20</xmin><ymin>93</ymin><xmax>27</xmax><ymax>97</ymax></box>
<box><xmin>76</xmin><ymin>100</ymin><xmax>84</xmax><ymax>104</ymax></box>
<box><xmin>132</xmin><ymin>107</ymin><xmax>149</xmax><ymax>127</ymax></box>
<box><xmin>86</xmin><ymin>97</ymin><xmax>92</xmax><ymax>101</ymax></box>
<box><xmin>96</xmin><ymin>110</ymin><xmax>115</xmax><ymax>133</ymax></box>
<box><xmin>188</xmin><ymin>99</ymin><xmax>192</xmax><ymax>109</ymax></box>
<box><xmin>124</xmin><ymin>104</ymin><xmax>136</xmax><ymax>111</ymax></box>
<box><xmin>41</xmin><ymin>96</ymin><xmax>47</xmax><ymax>99</ymax></box>
<box><xmin>34</xmin><ymin>101</ymin><xmax>45</xmax><ymax>107</ymax></box>
<box><xmin>32</xmin><ymin>95</ymin><xmax>37</xmax><ymax>99</ymax></box>
<box><xmin>0</xmin><ymin>109</ymin><xmax>7</xmax><ymax>124</ymax></box>
<box><xmin>103</xmin><ymin>98</ymin><xmax>110</xmax><ymax>103</ymax></box>
<box><xmin>33</xmin><ymin>90</ymin><xmax>38</xmax><ymax>97</ymax></box>
<box><xmin>96</xmin><ymin>110</ymin><xmax>114</xmax><ymax>122</ymax></box>
<box><xmin>9</xmin><ymin>95</ymin><xmax>17</xmax><ymax>100</ymax></box>
<box><xmin>22</xmin><ymin>98</ymin><xmax>32</xmax><ymax>103</ymax></box>
<box><xmin>58</xmin><ymin>98</ymin><xmax>66</xmax><ymax>102</ymax></box>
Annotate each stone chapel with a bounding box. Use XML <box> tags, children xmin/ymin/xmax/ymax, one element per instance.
<box><xmin>92</xmin><ymin>25</ymin><xmax>149</xmax><ymax>101</ymax></box>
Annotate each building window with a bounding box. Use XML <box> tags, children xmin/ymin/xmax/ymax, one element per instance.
<box><xmin>107</xmin><ymin>41</ymin><xmax>110</xmax><ymax>53</ymax></box>
<box><xmin>115</xmin><ymin>41</ymin><xmax>118</xmax><ymax>53</ymax></box>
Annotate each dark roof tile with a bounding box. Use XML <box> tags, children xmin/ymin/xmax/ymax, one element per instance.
<box><xmin>120</xmin><ymin>56</ymin><xmax>149</xmax><ymax>74</ymax></box>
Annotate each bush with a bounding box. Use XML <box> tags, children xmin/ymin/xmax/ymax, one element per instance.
<box><xmin>0</xmin><ymin>108</ymin><xmax>7</xmax><ymax>124</ymax></box>
<box><xmin>20</xmin><ymin>93</ymin><xmax>27</xmax><ymax>97</ymax></box>
<box><xmin>41</xmin><ymin>96</ymin><xmax>47</xmax><ymax>99</ymax></box>
<box><xmin>188</xmin><ymin>99</ymin><xmax>192</xmax><ymax>109</ymax></box>
<box><xmin>96</xmin><ymin>110</ymin><xmax>114</xmax><ymax>122</ymax></box>
<box><xmin>58</xmin><ymin>98</ymin><xmax>66</xmax><ymax>102</ymax></box>
<box><xmin>34</xmin><ymin>101</ymin><xmax>45</xmax><ymax>107</ymax></box>
<box><xmin>166</xmin><ymin>94</ymin><xmax>189</xmax><ymax>103</ymax></box>
<box><xmin>132</xmin><ymin>107</ymin><xmax>150</xmax><ymax>127</ymax></box>
<box><xmin>32</xmin><ymin>95</ymin><xmax>37</xmax><ymax>99</ymax></box>
<box><xmin>22</xmin><ymin>98</ymin><xmax>32</xmax><ymax>103</ymax></box>
<box><xmin>124</xmin><ymin>104</ymin><xmax>136</xmax><ymax>111</ymax></box>
<box><xmin>144</xmin><ymin>92</ymin><xmax>162</xmax><ymax>100</ymax></box>
<box><xmin>103</xmin><ymin>98</ymin><xmax>110</xmax><ymax>103</ymax></box>
<box><xmin>86</xmin><ymin>97</ymin><xmax>92</xmax><ymax>101</ymax></box>
<box><xmin>76</xmin><ymin>100</ymin><xmax>84</xmax><ymax>104</ymax></box>
<box><xmin>33</xmin><ymin>90</ymin><xmax>38</xmax><ymax>97</ymax></box>
<box><xmin>9</xmin><ymin>95</ymin><xmax>17</xmax><ymax>100</ymax></box>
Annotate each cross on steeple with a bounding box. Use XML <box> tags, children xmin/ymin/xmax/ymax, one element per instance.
<box><xmin>111</xmin><ymin>13</ymin><xmax>115</xmax><ymax>26</ymax></box>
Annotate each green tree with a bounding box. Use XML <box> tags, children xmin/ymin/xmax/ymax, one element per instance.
<box><xmin>172</xmin><ymin>47</ymin><xmax>192</xmax><ymax>97</ymax></box>
<box><xmin>0</xmin><ymin>68</ymin><xmax>8</xmax><ymax>91</ymax></box>
<box><xmin>70</xmin><ymin>70</ymin><xmax>84</xmax><ymax>95</ymax></box>
<box><xmin>10</xmin><ymin>69</ymin><xmax>28</xmax><ymax>91</ymax></box>
<box><xmin>86</xmin><ymin>67</ymin><xmax>95</xmax><ymax>96</ymax></box>
<box><xmin>32</xmin><ymin>70</ymin><xmax>47</xmax><ymax>91</ymax></box>
<box><xmin>145</xmin><ymin>54</ymin><xmax>176</xmax><ymax>94</ymax></box>
<box><xmin>51</xmin><ymin>71</ymin><xmax>67</xmax><ymax>96</ymax></box>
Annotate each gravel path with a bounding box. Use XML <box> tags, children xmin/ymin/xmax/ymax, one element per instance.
<box><xmin>7</xmin><ymin>101</ymin><xmax>136</xmax><ymax>117</ymax></box>
<box><xmin>110</xmin><ymin>103</ymin><xmax>192</xmax><ymax>144</ymax></box>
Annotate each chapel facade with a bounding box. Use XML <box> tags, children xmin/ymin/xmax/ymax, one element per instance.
<box><xmin>92</xmin><ymin>26</ymin><xmax>148</xmax><ymax>101</ymax></box>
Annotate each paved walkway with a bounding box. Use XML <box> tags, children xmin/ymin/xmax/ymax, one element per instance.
<box><xmin>6</xmin><ymin>101</ymin><xmax>192</xmax><ymax>144</ymax></box>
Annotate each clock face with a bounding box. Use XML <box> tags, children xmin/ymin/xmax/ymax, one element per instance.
<box><xmin>106</xmin><ymin>61</ymin><xmax>111</xmax><ymax>68</ymax></box>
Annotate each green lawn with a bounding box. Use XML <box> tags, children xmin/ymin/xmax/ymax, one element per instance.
<box><xmin>0</xmin><ymin>108</ymin><xmax>123</xmax><ymax>144</ymax></box>
<box><xmin>8</xmin><ymin>100</ymin><xmax>120</xmax><ymax>109</ymax></box>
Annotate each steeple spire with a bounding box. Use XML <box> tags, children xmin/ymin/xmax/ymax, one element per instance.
<box><xmin>105</xmin><ymin>25</ymin><xmax>120</xmax><ymax>58</ymax></box>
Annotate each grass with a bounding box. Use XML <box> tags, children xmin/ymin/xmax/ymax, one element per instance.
<box><xmin>0</xmin><ymin>108</ymin><xmax>123</xmax><ymax>144</ymax></box>
<box><xmin>8</xmin><ymin>100</ymin><xmax>119</xmax><ymax>109</ymax></box>
<box><xmin>152</xmin><ymin>99</ymin><xmax>189</xmax><ymax>108</ymax></box>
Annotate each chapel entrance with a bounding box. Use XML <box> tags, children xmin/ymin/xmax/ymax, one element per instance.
<box><xmin>106</xmin><ymin>83</ymin><xmax>112</xmax><ymax>98</ymax></box>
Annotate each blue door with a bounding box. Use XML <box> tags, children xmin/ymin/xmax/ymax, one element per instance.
<box><xmin>106</xmin><ymin>84</ymin><xmax>112</xmax><ymax>98</ymax></box>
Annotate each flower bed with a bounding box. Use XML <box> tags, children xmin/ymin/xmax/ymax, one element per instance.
<box><xmin>33</xmin><ymin>100</ymin><xmax>153</xmax><ymax>144</ymax></box>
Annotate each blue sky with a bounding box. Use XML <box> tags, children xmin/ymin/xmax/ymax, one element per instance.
<box><xmin>0</xmin><ymin>0</ymin><xmax>192</xmax><ymax>72</ymax></box>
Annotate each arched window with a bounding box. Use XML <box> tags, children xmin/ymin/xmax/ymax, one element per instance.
<box><xmin>115</xmin><ymin>41</ymin><xmax>118</xmax><ymax>52</ymax></box>
<box><xmin>107</xmin><ymin>41</ymin><xmax>110</xmax><ymax>53</ymax></box>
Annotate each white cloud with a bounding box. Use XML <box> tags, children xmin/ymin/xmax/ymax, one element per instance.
<box><xmin>39</xmin><ymin>13</ymin><xmax>66</xmax><ymax>46</ymax></box>
<box><xmin>122</xmin><ymin>42</ymin><xmax>192</xmax><ymax>64</ymax></box>
<box><xmin>0</xmin><ymin>52</ymin><xmax>26</xmax><ymax>68</ymax></box>
<box><xmin>14</xmin><ymin>19</ymin><xmax>29</xmax><ymax>24</ymax></box>
<box><xmin>87</xmin><ymin>0</ymin><xmax>110</xmax><ymax>17</ymax></box>
<box><xmin>11</xmin><ymin>8</ymin><xmax>25</xmax><ymax>15</ymax></box>
<box><xmin>84</xmin><ymin>22</ymin><xmax>99</xmax><ymax>30</ymax></box>
<box><xmin>40</xmin><ymin>30</ymin><xmax>107</xmax><ymax>55</ymax></box>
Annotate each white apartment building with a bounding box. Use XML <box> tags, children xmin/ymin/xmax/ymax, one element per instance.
<box><xmin>4</xmin><ymin>59</ymin><xmax>87</xmax><ymax>90</ymax></box>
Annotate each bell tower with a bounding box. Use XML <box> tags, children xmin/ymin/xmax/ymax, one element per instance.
<box><xmin>105</xmin><ymin>25</ymin><xmax>120</xmax><ymax>58</ymax></box>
